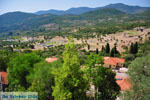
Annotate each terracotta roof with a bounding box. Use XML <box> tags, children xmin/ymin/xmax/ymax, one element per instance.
<box><xmin>115</xmin><ymin>76</ymin><xmax>131</xmax><ymax>91</ymax></box>
<box><xmin>45</xmin><ymin>57</ymin><xmax>58</xmax><ymax>63</ymax></box>
<box><xmin>104</xmin><ymin>57</ymin><xmax>125</xmax><ymax>65</ymax></box>
<box><xmin>0</xmin><ymin>72</ymin><xmax>8</xmax><ymax>85</ymax></box>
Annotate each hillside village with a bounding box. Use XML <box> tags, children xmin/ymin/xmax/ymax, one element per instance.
<box><xmin>2</xmin><ymin>27</ymin><xmax>150</xmax><ymax>52</ymax></box>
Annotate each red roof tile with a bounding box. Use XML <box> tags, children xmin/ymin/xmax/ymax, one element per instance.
<box><xmin>115</xmin><ymin>76</ymin><xmax>131</xmax><ymax>91</ymax></box>
<box><xmin>104</xmin><ymin>57</ymin><xmax>125</xmax><ymax>65</ymax></box>
<box><xmin>45</xmin><ymin>57</ymin><xmax>58</xmax><ymax>63</ymax></box>
<box><xmin>0</xmin><ymin>72</ymin><xmax>8</xmax><ymax>85</ymax></box>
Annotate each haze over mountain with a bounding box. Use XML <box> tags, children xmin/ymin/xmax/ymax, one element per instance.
<box><xmin>35</xmin><ymin>3</ymin><xmax>150</xmax><ymax>15</ymax></box>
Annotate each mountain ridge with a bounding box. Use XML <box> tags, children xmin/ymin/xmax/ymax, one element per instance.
<box><xmin>35</xmin><ymin>3</ymin><xmax>150</xmax><ymax>15</ymax></box>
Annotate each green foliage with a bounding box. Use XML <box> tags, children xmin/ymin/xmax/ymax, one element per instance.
<box><xmin>52</xmin><ymin>37</ymin><xmax>88</xmax><ymax>100</ymax></box>
<box><xmin>110</xmin><ymin>48</ymin><xmax>114</xmax><ymax>57</ymax></box>
<box><xmin>88</xmin><ymin>44</ymin><xmax>90</xmax><ymax>50</ymax></box>
<box><xmin>135</xmin><ymin>41</ymin><xmax>150</xmax><ymax>57</ymax></box>
<box><xmin>29</xmin><ymin>44</ymin><xmax>34</xmax><ymax>49</ymax></box>
<box><xmin>8</xmin><ymin>53</ymin><xmax>42</xmax><ymax>91</ymax></box>
<box><xmin>41</xmin><ymin>45</ymin><xmax>65</xmax><ymax>57</ymax></box>
<box><xmin>110</xmin><ymin>44</ymin><xmax>120</xmax><ymax>57</ymax></box>
<box><xmin>27</xmin><ymin>60</ymin><xmax>63</xmax><ymax>100</ymax></box>
<box><xmin>102</xmin><ymin>45</ymin><xmax>105</xmax><ymax>52</ymax></box>
<box><xmin>129</xmin><ymin>43</ymin><xmax>134</xmax><ymax>54</ymax></box>
<box><xmin>106</xmin><ymin>43</ymin><xmax>110</xmax><ymax>53</ymax></box>
<box><xmin>96</xmin><ymin>48</ymin><xmax>99</xmax><ymax>54</ymax></box>
<box><xmin>0</xmin><ymin>54</ymin><xmax>9</xmax><ymax>71</ymax></box>
<box><xmin>122</xmin><ymin>53</ymin><xmax>150</xmax><ymax>100</ymax></box>
<box><xmin>130</xmin><ymin>42</ymin><xmax>138</xmax><ymax>54</ymax></box>
<box><xmin>85</xmin><ymin>54</ymin><xmax>120</xmax><ymax>100</ymax></box>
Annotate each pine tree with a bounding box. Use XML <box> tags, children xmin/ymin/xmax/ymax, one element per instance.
<box><xmin>106</xmin><ymin>43</ymin><xmax>110</xmax><ymax>53</ymax></box>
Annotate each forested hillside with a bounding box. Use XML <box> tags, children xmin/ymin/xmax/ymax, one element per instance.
<box><xmin>0</xmin><ymin>5</ymin><xmax>150</xmax><ymax>38</ymax></box>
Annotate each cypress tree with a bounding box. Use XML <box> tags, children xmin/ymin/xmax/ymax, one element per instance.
<box><xmin>134</xmin><ymin>42</ymin><xmax>138</xmax><ymax>54</ymax></box>
<box><xmin>110</xmin><ymin>48</ymin><xmax>114</xmax><ymax>57</ymax></box>
<box><xmin>88</xmin><ymin>44</ymin><xmax>90</xmax><ymax>50</ymax></box>
<box><xmin>106</xmin><ymin>43</ymin><xmax>110</xmax><ymax>53</ymax></box>
<box><xmin>113</xmin><ymin>45</ymin><xmax>119</xmax><ymax>54</ymax></box>
<box><xmin>130</xmin><ymin>43</ymin><xmax>134</xmax><ymax>54</ymax></box>
<box><xmin>101</xmin><ymin>45</ymin><xmax>105</xmax><ymax>52</ymax></box>
<box><xmin>96</xmin><ymin>48</ymin><xmax>99</xmax><ymax>54</ymax></box>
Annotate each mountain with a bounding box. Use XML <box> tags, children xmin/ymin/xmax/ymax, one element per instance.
<box><xmin>138</xmin><ymin>10</ymin><xmax>150</xmax><ymax>16</ymax></box>
<box><xmin>0</xmin><ymin>8</ymin><xmax>127</xmax><ymax>33</ymax></box>
<box><xmin>35</xmin><ymin>7</ymin><xmax>98</xmax><ymax>15</ymax></box>
<box><xmin>105</xmin><ymin>3</ymin><xmax>150</xmax><ymax>14</ymax></box>
<box><xmin>0</xmin><ymin>11</ymin><xmax>36</xmax><ymax>27</ymax></box>
<box><xmin>0</xmin><ymin>4</ymin><xmax>150</xmax><ymax>35</ymax></box>
<box><xmin>35</xmin><ymin>3</ymin><xmax>150</xmax><ymax>15</ymax></box>
<box><xmin>35</xmin><ymin>9</ymin><xmax>65</xmax><ymax>15</ymax></box>
<box><xmin>80</xmin><ymin>8</ymin><xmax>126</xmax><ymax>20</ymax></box>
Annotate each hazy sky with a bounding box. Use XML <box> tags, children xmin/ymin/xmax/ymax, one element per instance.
<box><xmin>0</xmin><ymin>0</ymin><xmax>150</xmax><ymax>15</ymax></box>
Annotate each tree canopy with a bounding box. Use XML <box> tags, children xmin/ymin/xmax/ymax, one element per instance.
<box><xmin>122</xmin><ymin>53</ymin><xmax>150</xmax><ymax>100</ymax></box>
<box><xmin>52</xmin><ymin>37</ymin><xmax>88</xmax><ymax>100</ymax></box>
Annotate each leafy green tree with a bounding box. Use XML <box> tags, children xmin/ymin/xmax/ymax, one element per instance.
<box><xmin>8</xmin><ymin>53</ymin><xmax>42</xmax><ymax>91</ymax></box>
<box><xmin>122</xmin><ymin>54</ymin><xmax>150</xmax><ymax>100</ymax></box>
<box><xmin>0</xmin><ymin>55</ymin><xmax>8</xmax><ymax>71</ymax></box>
<box><xmin>52</xmin><ymin>37</ymin><xmax>88</xmax><ymax>100</ymax></box>
<box><xmin>28</xmin><ymin>60</ymin><xmax>62</xmax><ymax>100</ymax></box>
<box><xmin>85</xmin><ymin>54</ymin><xmax>120</xmax><ymax>100</ymax></box>
<box><xmin>106</xmin><ymin>43</ymin><xmax>110</xmax><ymax>53</ymax></box>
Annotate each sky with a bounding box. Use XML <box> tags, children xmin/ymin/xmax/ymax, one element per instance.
<box><xmin>0</xmin><ymin>0</ymin><xmax>150</xmax><ymax>15</ymax></box>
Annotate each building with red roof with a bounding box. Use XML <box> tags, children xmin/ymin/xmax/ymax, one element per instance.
<box><xmin>0</xmin><ymin>72</ymin><xmax>8</xmax><ymax>91</ymax></box>
<box><xmin>0</xmin><ymin>72</ymin><xmax>8</xmax><ymax>85</ymax></box>
<box><xmin>103</xmin><ymin>57</ymin><xmax>125</xmax><ymax>69</ymax></box>
<box><xmin>115</xmin><ymin>76</ymin><xmax>131</xmax><ymax>91</ymax></box>
<box><xmin>45</xmin><ymin>57</ymin><xmax>58</xmax><ymax>63</ymax></box>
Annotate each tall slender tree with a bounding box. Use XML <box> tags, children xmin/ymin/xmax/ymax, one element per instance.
<box><xmin>130</xmin><ymin>43</ymin><xmax>134</xmax><ymax>54</ymax></box>
<box><xmin>101</xmin><ymin>45</ymin><xmax>105</xmax><ymax>52</ymax></box>
<box><xmin>96</xmin><ymin>48</ymin><xmax>99</xmax><ymax>54</ymax></box>
<box><xmin>88</xmin><ymin>44</ymin><xmax>90</xmax><ymax>50</ymax></box>
<box><xmin>134</xmin><ymin>42</ymin><xmax>138</xmax><ymax>54</ymax></box>
<box><xmin>106</xmin><ymin>43</ymin><xmax>110</xmax><ymax>53</ymax></box>
<box><xmin>110</xmin><ymin>48</ymin><xmax>114</xmax><ymax>57</ymax></box>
